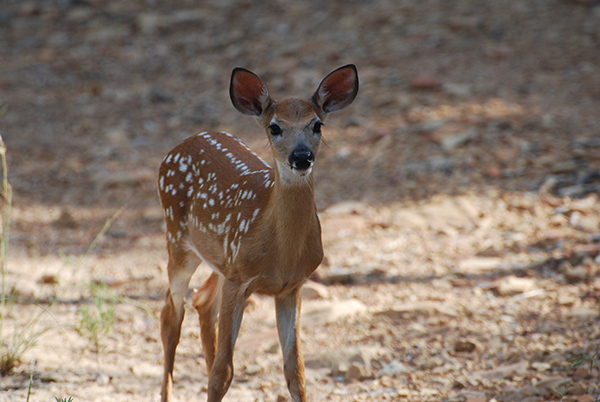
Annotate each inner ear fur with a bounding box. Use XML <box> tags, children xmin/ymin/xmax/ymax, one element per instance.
<box><xmin>312</xmin><ymin>64</ymin><xmax>359</xmax><ymax>114</ymax></box>
<box><xmin>230</xmin><ymin>68</ymin><xmax>272</xmax><ymax>116</ymax></box>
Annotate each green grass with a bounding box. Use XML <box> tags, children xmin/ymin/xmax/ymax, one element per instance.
<box><xmin>75</xmin><ymin>281</ymin><xmax>117</xmax><ymax>354</ymax></box>
<box><xmin>554</xmin><ymin>349</ymin><xmax>599</xmax><ymax>400</ymax></box>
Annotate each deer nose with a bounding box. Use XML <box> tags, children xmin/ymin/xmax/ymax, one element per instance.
<box><xmin>289</xmin><ymin>147</ymin><xmax>314</xmax><ymax>171</ymax></box>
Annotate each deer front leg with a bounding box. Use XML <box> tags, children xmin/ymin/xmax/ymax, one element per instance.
<box><xmin>207</xmin><ymin>278</ymin><xmax>247</xmax><ymax>402</ymax></box>
<box><xmin>275</xmin><ymin>288</ymin><xmax>306</xmax><ymax>402</ymax></box>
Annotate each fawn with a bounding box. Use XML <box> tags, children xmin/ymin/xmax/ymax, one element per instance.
<box><xmin>158</xmin><ymin>64</ymin><xmax>359</xmax><ymax>402</ymax></box>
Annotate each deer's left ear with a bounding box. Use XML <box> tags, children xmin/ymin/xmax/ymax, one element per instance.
<box><xmin>312</xmin><ymin>64</ymin><xmax>359</xmax><ymax>114</ymax></box>
<box><xmin>230</xmin><ymin>68</ymin><xmax>272</xmax><ymax>116</ymax></box>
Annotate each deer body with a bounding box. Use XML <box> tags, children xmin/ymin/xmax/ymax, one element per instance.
<box><xmin>158</xmin><ymin>65</ymin><xmax>358</xmax><ymax>402</ymax></box>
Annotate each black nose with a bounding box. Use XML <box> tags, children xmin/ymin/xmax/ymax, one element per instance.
<box><xmin>289</xmin><ymin>147</ymin><xmax>314</xmax><ymax>170</ymax></box>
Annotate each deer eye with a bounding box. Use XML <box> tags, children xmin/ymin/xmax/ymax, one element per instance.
<box><xmin>269</xmin><ymin>124</ymin><xmax>282</xmax><ymax>136</ymax></box>
<box><xmin>313</xmin><ymin>122</ymin><xmax>323</xmax><ymax>134</ymax></box>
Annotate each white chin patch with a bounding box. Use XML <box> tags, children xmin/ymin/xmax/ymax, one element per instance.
<box><xmin>276</xmin><ymin>159</ymin><xmax>312</xmax><ymax>185</ymax></box>
<box><xmin>292</xmin><ymin>167</ymin><xmax>312</xmax><ymax>176</ymax></box>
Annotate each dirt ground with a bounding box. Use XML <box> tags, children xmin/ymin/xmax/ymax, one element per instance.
<box><xmin>1</xmin><ymin>0</ymin><xmax>600</xmax><ymax>401</ymax></box>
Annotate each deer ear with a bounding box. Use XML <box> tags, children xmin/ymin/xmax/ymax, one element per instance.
<box><xmin>312</xmin><ymin>64</ymin><xmax>359</xmax><ymax>114</ymax></box>
<box><xmin>230</xmin><ymin>68</ymin><xmax>271</xmax><ymax>116</ymax></box>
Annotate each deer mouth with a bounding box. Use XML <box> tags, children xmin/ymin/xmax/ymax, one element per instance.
<box><xmin>291</xmin><ymin>165</ymin><xmax>313</xmax><ymax>176</ymax></box>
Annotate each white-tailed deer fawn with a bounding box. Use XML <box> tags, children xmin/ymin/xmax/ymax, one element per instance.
<box><xmin>158</xmin><ymin>65</ymin><xmax>358</xmax><ymax>402</ymax></box>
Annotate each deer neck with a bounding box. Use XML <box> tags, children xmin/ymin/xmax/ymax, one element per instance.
<box><xmin>264</xmin><ymin>163</ymin><xmax>320</xmax><ymax>256</ymax></box>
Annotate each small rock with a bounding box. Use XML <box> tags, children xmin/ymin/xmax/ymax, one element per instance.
<box><xmin>453</xmin><ymin>339</ymin><xmax>477</xmax><ymax>353</ymax></box>
<box><xmin>86</xmin><ymin>25</ymin><xmax>131</xmax><ymax>42</ymax></box>
<box><xmin>137</xmin><ymin>13</ymin><xmax>163</xmax><ymax>34</ymax></box>
<box><xmin>459</xmin><ymin>257</ymin><xmax>503</xmax><ymax>273</ymax></box>
<box><xmin>493</xmin><ymin>276</ymin><xmax>537</xmax><ymax>296</ymax></box>
<box><xmin>565</xmin><ymin>265</ymin><xmax>588</xmax><ymax>282</ymax></box>
<box><xmin>301</xmin><ymin>299</ymin><xmax>367</xmax><ymax>326</ymax></box>
<box><xmin>577</xmin><ymin>395</ymin><xmax>596</xmax><ymax>402</ymax></box>
<box><xmin>301</xmin><ymin>281</ymin><xmax>329</xmax><ymax>300</ymax></box>
<box><xmin>374</xmin><ymin>301</ymin><xmax>458</xmax><ymax>320</ymax></box>
<box><xmin>91</xmin><ymin>170</ymin><xmax>141</xmax><ymax>188</ymax></box>
<box><xmin>52</xmin><ymin>210</ymin><xmax>79</xmax><ymax>229</ymax></box>
<box><xmin>345</xmin><ymin>362</ymin><xmax>368</xmax><ymax>381</ymax></box>
<box><xmin>37</xmin><ymin>274</ymin><xmax>59</xmax><ymax>285</ymax></box>
<box><xmin>531</xmin><ymin>362</ymin><xmax>552</xmax><ymax>372</ymax></box>
<box><xmin>428</xmin><ymin>122</ymin><xmax>477</xmax><ymax>150</ymax></box>
<box><xmin>446</xmin><ymin>15</ymin><xmax>482</xmax><ymax>33</ymax></box>
<box><xmin>321</xmin><ymin>215</ymin><xmax>366</xmax><ymax>242</ymax></box>
<box><xmin>413</xmin><ymin>119</ymin><xmax>448</xmax><ymax>133</ymax></box>
<box><xmin>573</xmin><ymin>367</ymin><xmax>592</xmax><ymax>381</ymax></box>
<box><xmin>244</xmin><ymin>364</ymin><xmax>262</xmax><ymax>375</ymax></box>
<box><xmin>443</xmin><ymin>83</ymin><xmax>472</xmax><ymax>98</ymax></box>
<box><xmin>558</xmin><ymin>184</ymin><xmax>588</xmax><ymax>198</ymax></box>
<box><xmin>105</xmin><ymin>127</ymin><xmax>129</xmax><ymax>147</ymax></box>
<box><xmin>485</xmin><ymin>44</ymin><xmax>513</xmax><ymax>59</ymax></box>
<box><xmin>410</xmin><ymin>74</ymin><xmax>441</xmax><ymax>90</ymax></box>
<box><xmin>146</xmin><ymin>85</ymin><xmax>174</xmax><ymax>103</ymax></box>
<box><xmin>533</xmin><ymin>376</ymin><xmax>565</xmax><ymax>393</ymax></box>
<box><xmin>439</xmin><ymin>127</ymin><xmax>477</xmax><ymax>151</ymax></box>
<box><xmin>141</xmin><ymin>206</ymin><xmax>165</xmax><ymax>223</ymax></box>
<box><xmin>418</xmin><ymin>356</ymin><xmax>443</xmax><ymax>370</ymax></box>
<box><xmin>552</xmin><ymin>160</ymin><xmax>578</xmax><ymax>174</ymax></box>
<box><xmin>473</xmin><ymin>361</ymin><xmax>529</xmax><ymax>380</ymax></box>
<box><xmin>566</xmin><ymin>308</ymin><xmax>598</xmax><ymax>321</ymax></box>
<box><xmin>323</xmin><ymin>201</ymin><xmax>367</xmax><ymax>215</ymax></box>
<box><xmin>318</xmin><ymin>266</ymin><xmax>380</xmax><ymax>285</ymax></box>
<box><xmin>12</xmin><ymin>280</ymin><xmax>42</xmax><ymax>300</ymax></box>
<box><xmin>465</xmin><ymin>397</ymin><xmax>486</xmax><ymax>402</ymax></box>
<box><xmin>377</xmin><ymin>360</ymin><xmax>410</xmax><ymax>377</ymax></box>
<box><xmin>305</xmin><ymin>346</ymin><xmax>387</xmax><ymax>373</ymax></box>
<box><xmin>539</xmin><ymin>176</ymin><xmax>559</xmax><ymax>194</ymax></box>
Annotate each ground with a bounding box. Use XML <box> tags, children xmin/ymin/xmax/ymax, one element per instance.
<box><xmin>1</xmin><ymin>0</ymin><xmax>600</xmax><ymax>401</ymax></box>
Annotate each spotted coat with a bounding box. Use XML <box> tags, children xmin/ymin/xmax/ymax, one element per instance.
<box><xmin>159</xmin><ymin>131</ymin><xmax>275</xmax><ymax>270</ymax></box>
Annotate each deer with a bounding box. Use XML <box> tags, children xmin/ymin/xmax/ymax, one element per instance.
<box><xmin>157</xmin><ymin>64</ymin><xmax>359</xmax><ymax>402</ymax></box>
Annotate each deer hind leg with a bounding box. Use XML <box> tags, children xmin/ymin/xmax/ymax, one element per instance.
<box><xmin>160</xmin><ymin>251</ymin><xmax>200</xmax><ymax>402</ymax></box>
<box><xmin>192</xmin><ymin>271</ymin><xmax>223</xmax><ymax>374</ymax></box>
<box><xmin>275</xmin><ymin>288</ymin><xmax>307</xmax><ymax>402</ymax></box>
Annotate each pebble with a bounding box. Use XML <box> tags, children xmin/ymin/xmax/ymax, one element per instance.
<box><xmin>301</xmin><ymin>281</ymin><xmax>329</xmax><ymax>300</ymax></box>
<box><xmin>374</xmin><ymin>301</ymin><xmax>458</xmax><ymax>319</ymax></box>
<box><xmin>244</xmin><ymin>363</ymin><xmax>262</xmax><ymax>375</ymax></box>
<box><xmin>300</xmin><ymin>299</ymin><xmax>367</xmax><ymax>326</ymax></box>
<box><xmin>473</xmin><ymin>361</ymin><xmax>529</xmax><ymax>380</ymax></box>
<box><xmin>531</xmin><ymin>362</ymin><xmax>552</xmax><ymax>372</ymax></box>
<box><xmin>345</xmin><ymin>362</ymin><xmax>367</xmax><ymax>381</ymax></box>
<box><xmin>565</xmin><ymin>265</ymin><xmax>589</xmax><ymax>282</ymax></box>
<box><xmin>410</xmin><ymin>74</ymin><xmax>441</xmax><ymax>90</ymax></box>
<box><xmin>492</xmin><ymin>276</ymin><xmax>537</xmax><ymax>296</ymax></box>
<box><xmin>304</xmin><ymin>346</ymin><xmax>387</xmax><ymax>373</ymax></box>
<box><xmin>443</xmin><ymin>83</ymin><xmax>472</xmax><ymax>98</ymax></box>
<box><xmin>91</xmin><ymin>170</ymin><xmax>145</xmax><ymax>188</ymax></box>
<box><xmin>459</xmin><ymin>257</ymin><xmax>503</xmax><ymax>273</ymax></box>
<box><xmin>52</xmin><ymin>210</ymin><xmax>79</xmax><ymax>229</ymax></box>
<box><xmin>453</xmin><ymin>339</ymin><xmax>477</xmax><ymax>353</ymax></box>
<box><xmin>377</xmin><ymin>360</ymin><xmax>410</xmax><ymax>377</ymax></box>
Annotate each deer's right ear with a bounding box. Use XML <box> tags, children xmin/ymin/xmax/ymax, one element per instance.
<box><xmin>230</xmin><ymin>68</ymin><xmax>271</xmax><ymax>116</ymax></box>
<box><xmin>312</xmin><ymin>64</ymin><xmax>359</xmax><ymax>114</ymax></box>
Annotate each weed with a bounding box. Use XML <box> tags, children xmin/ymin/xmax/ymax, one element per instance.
<box><xmin>554</xmin><ymin>349</ymin><xmax>600</xmax><ymax>400</ymax></box>
<box><xmin>75</xmin><ymin>281</ymin><xmax>117</xmax><ymax>354</ymax></box>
